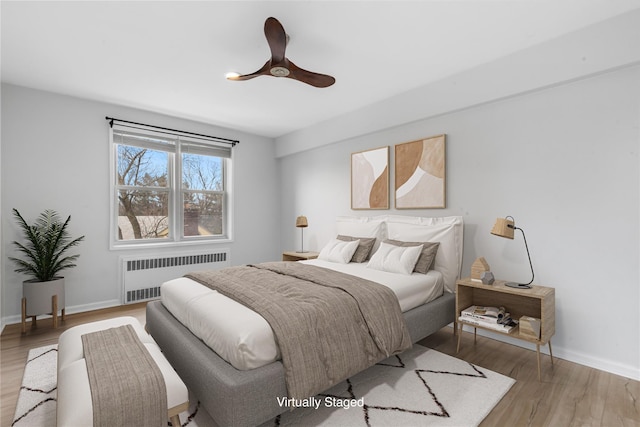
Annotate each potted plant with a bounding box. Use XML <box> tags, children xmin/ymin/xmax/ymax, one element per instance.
<box><xmin>9</xmin><ymin>208</ymin><xmax>85</xmax><ymax>330</ymax></box>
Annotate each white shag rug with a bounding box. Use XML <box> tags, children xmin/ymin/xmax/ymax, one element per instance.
<box><xmin>12</xmin><ymin>344</ymin><xmax>514</xmax><ymax>427</ymax></box>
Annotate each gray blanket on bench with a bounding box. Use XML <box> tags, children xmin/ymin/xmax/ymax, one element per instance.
<box><xmin>186</xmin><ymin>261</ymin><xmax>411</xmax><ymax>400</ymax></box>
<box><xmin>81</xmin><ymin>324</ymin><xmax>167</xmax><ymax>427</ymax></box>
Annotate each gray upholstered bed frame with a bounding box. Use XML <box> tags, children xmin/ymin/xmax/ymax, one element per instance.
<box><xmin>146</xmin><ymin>292</ymin><xmax>455</xmax><ymax>427</ymax></box>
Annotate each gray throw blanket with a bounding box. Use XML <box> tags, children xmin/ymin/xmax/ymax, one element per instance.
<box><xmin>186</xmin><ymin>261</ymin><xmax>411</xmax><ymax>399</ymax></box>
<box><xmin>81</xmin><ymin>324</ymin><xmax>168</xmax><ymax>427</ymax></box>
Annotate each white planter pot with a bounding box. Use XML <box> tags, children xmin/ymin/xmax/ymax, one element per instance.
<box><xmin>23</xmin><ymin>277</ymin><xmax>65</xmax><ymax>316</ymax></box>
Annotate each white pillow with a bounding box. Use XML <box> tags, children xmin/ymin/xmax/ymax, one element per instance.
<box><xmin>335</xmin><ymin>216</ymin><xmax>385</xmax><ymax>238</ymax></box>
<box><xmin>367</xmin><ymin>241</ymin><xmax>424</xmax><ymax>275</ymax></box>
<box><xmin>335</xmin><ymin>216</ymin><xmax>386</xmax><ymax>258</ymax></box>
<box><xmin>385</xmin><ymin>216</ymin><xmax>463</xmax><ymax>292</ymax></box>
<box><xmin>318</xmin><ymin>239</ymin><xmax>361</xmax><ymax>264</ymax></box>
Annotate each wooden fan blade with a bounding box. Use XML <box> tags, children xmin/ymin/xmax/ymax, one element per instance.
<box><xmin>227</xmin><ymin>60</ymin><xmax>271</xmax><ymax>81</ymax></box>
<box><xmin>264</xmin><ymin>17</ymin><xmax>287</xmax><ymax>64</ymax></box>
<box><xmin>229</xmin><ymin>17</ymin><xmax>335</xmax><ymax>88</ymax></box>
<box><xmin>286</xmin><ymin>60</ymin><xmax>336</xmax><ymax>88</ymax></box>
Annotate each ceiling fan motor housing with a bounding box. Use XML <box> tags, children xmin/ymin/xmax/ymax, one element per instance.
<box><xmin>270</xmin><ymin>66</ymin><xmax>290</xmax><ymax>77</ymax></box>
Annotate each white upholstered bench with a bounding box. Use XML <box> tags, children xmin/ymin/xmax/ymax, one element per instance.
<box><xmin>57</xmin><ymin>316</ymin><xmax>189</xmax><ymax>426</ymax></box>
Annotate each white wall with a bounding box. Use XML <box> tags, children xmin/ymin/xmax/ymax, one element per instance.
<box><xmin>278</xmin><ymin>65</ymin><xmax>640</xmax><ymax>380</ymax></box>
<box><xmin>276</xmin><ymin>8</ymin><xmax>640</xmax><ymax>158</ymax></box>
<box><xmin>1</xmin><ymin>84</ymin><xmax>281</xmax><ymax>326</ymax></box>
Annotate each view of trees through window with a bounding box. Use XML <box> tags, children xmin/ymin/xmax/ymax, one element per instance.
<box><xmin>116</xmin><ymin>143</ymin><xmax>224</xmax><ymax>241</ymax></box>
<box><xmin>182</xmin><ymin>152</ymin><xmax>224</xmax><ymax>237</ymax></box>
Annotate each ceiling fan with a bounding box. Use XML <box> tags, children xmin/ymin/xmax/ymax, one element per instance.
<box><xmin>226</xmin><ymin>17</ymin><xmax>336</xmax><ymax>88</ymax></box>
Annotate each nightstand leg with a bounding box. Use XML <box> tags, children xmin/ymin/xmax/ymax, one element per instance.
<box><xmin>474</xmin><ymin>327</ymin><xmax>477</xmax><ymax>343</ymax></box>
<box><xmin>548</xmin><ymin>340</ymin><xmax>554</xmax><ymax>366</ymax></box>
<box><xmin>456</xmin><ymin>323</ymin><xmax>462</xmax><ymax>353</ymax></box>
<box><xmin>536</xmin><ymin>344</ymin><xmax>541</xmax><ymax>381</ymax></box>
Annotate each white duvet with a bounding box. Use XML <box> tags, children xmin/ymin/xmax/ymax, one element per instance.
<box><xmin>160</xmin><ymin>260</ymin><xmax>443</xmax><ymax>370</ymax></box>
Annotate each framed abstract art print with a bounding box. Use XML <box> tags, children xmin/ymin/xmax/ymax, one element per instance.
<box><xmin>395</xmin><ymin>134</ymin><xmax>446</xmax><ymax>209</ymax></box>
<box><xmin>351</xmin><ymin>146</ymin><xmax>389</xmax><ymax>210</ymax></box>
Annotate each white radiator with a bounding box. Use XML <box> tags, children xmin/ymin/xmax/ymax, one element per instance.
<box><xmin>120</xmin><ymin>249</ymin><xmax>230</xmax><ymax>304</ymax></box>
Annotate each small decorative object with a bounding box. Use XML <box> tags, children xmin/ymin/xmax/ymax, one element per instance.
<box><xmin>295</xmin><ymin>215</ymin><xmax>308</xmax><ymax>253</ymax></box>
<box><xmin>351</xmin><ymin>146</ymin><xmax>389</xmax><ymax>209</ymax></box>
<box><xmin>481</xmin><ymin>271</ymin><xmax>495</xmax><ymax>285</ymax></box>
<box><xmin>519</xmin><ymin>316</ymin><xmax>541</xmax><ymax>339</ymax></box>
<box><xmin>470</xmin><ymin>257</ymin><xmax>490</xmax><ymax>281</ymax></box>
<box><xmin>9</xmin><ymin>209</ymin><xmax>85</xmax><ymax>332</ymax></box>
<box><xmin>491</xmin><ymin>215</ymin><xmax>535</xmax><ymax>289</ymax></box>
<box><xmin>395</xmin><ymin>134</ymin><xmax>446</xmax><ymax>209</ymax></box>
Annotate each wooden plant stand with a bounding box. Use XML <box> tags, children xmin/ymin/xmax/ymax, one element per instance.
<box><xmin>21</xmin><ymin>295</ymin><xmax>66</xmax><ymax>333</ymax></box>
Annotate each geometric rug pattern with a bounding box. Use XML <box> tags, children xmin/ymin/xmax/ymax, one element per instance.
<box><xmin>261</xmin><ymin>345</ymin><xmax>515</xmax><ymax>427</ymax></box>
<box><xmin>11</xmin><ymin>344</ymin><xmax>57</xmax><ymax>427</ymax></box>
<box><xmin>12</xmin><ymin>344</ymin><xmax>514</xmax><ymax>427</ymax></box>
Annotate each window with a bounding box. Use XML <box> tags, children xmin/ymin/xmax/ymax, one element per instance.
<box><xmin>110</xmin><ymin>125</ymin><xmax>232</xmax><ymax>247</ymax></box>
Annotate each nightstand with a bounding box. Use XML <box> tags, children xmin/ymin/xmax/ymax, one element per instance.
<box><xmin>455</xmin><ymin>277</ymin><xmax>555</xmax><ymax>381</ymax></box>
<box><xmin>282</xmin><ymin>251</ymin><xmax>319</xmax><ymax>261</ymax></box>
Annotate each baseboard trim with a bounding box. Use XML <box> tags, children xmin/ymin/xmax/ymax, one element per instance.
<box><xmin>552</xmin><ymin>346</ymin><xmax>640</xmax><ymax>381</ymax></box>
<box><xmin>459</xmin><ymin>324</ymin><xmax>640</xmax><ymax>381</ymax></box>
<box><xmin>1</xmin><ymin>299</ymin><xmax>122</xmax><ymax>328</ymax></box>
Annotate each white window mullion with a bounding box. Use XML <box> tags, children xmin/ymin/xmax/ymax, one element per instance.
<box><xmin>223</xmin><ymin>156</ymin><xmax>232</xmax><ymax>239</ymax></box>
<box><xmin>169</xmin><ymin>147</ymin><xmax>181</xmax><ymax>242</ymax></box>
<box><xmin>109</xmin><ymin>133</ymin><xmax>119</xmax><ymax>245</ymax></box>
<box><xmin>174</xmin><ymin>139</ymin><xmax>182</xmax><ymax>240</ymax></box>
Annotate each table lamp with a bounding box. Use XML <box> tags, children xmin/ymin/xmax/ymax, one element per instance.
<box><xmin>296</xmin><ymin>216</ymin><xmax>308</xmax><ymax>253</ymax></box>
<box><xmin>491</xmin><ymin>216</ymin><xmax>534</xmax><ymax>289</ymax></box>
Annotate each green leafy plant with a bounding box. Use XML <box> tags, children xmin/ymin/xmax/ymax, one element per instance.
<box><xmin>9</xmin><ymin>208</ymin><xmax>85</xmax><ymax>282</ymax></box>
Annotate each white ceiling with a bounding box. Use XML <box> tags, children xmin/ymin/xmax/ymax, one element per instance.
<box><xmin>2</xmin><ymin>1</ymin><xmax>639</xmax><ymax>138</ymax></box>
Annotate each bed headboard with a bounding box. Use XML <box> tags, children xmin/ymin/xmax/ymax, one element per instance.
<box><xmin>335</xmin><ymin>215</ymin><xmax>463</xmax><ymax>293</ymax></box>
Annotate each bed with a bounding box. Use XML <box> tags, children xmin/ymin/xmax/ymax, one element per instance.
<box><xmin>146</xmin><ymin>215</ymin><xmax>463</xmax><ymax>427</ymax></box>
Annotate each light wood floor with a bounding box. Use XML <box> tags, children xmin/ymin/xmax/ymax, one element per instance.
<box><xmin>1</xmin><ymin>303</ymin><xmax>638</xmax><ymax>427</ymax></box>
<box><xmin>420</xmin><ymin>332</ymin><xmax>640</xmax><ymax>426</ymax></box>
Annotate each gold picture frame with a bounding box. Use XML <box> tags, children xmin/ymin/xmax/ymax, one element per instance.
<box><xmin>395</xmin><ymin>134</ymin><xmax>446</xmax><ymax>209</ymax></box>
<box><xmin>351</xmin><ymin>146</ymin><xmax>389</xmax><ymax>210</ymax></box>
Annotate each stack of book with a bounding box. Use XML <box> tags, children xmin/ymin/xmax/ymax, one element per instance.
<box><xmin>459</xmin><ymin>305</ymin><xmax>518</xmax><ymax>333</ymax></box>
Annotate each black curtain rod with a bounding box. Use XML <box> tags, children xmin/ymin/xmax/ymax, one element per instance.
<box><xmin>105</xmin><ymin>116</ymin><xmax>239</xmax><ymax>146</ymax></box>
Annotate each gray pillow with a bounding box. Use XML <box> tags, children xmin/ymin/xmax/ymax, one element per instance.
<box><xmin>384</xmin><ymin>239</ymin><xmax>440</xmax><ymax>274</ymax></box>
<box><xmin>336</xmin><ymin>235</ymin><xmax>376</xmax><ymax>263</ymax></box>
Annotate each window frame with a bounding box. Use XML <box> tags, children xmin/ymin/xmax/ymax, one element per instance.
<box><xmin>109</xmin><ymin>126</ymin><xmax>233</xmax><ymax>250</ymax></box>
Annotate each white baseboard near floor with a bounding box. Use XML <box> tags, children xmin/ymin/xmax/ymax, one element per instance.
<box><xmin>552</xmin><ymin>346</ymin><xmax>640</xmax><ymax>382</ymax></box>
<box><xmin>1</xmin><ymin>299</ymin><xmax>122</xmax><ymax>330</ymax></box>
<box><xmin>459</xmin><ymin>324</ymin><xmax>640</xmax><ymax>381</ymax></box>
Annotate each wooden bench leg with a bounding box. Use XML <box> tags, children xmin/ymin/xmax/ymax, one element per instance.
<box><xmin>170</xmin><ymin>414</ymin><xmax>181</xmax><ymax>427</ymax></box>
<box><xmin>168</xmin><ymin>401</ymin><xmax>188</xmax><ymax>426</ymax></box>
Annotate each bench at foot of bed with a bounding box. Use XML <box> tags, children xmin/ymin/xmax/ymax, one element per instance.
<box><xmin>57</xmin><ymin>316</ymin><xmax>189</xmax><ymax>426</ymax></box>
